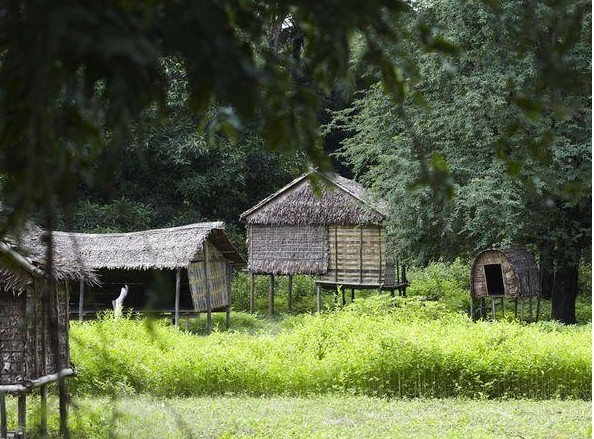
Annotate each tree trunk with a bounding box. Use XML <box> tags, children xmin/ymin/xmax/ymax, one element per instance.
<box><xmin>551</xmin><ymin>264</ymin><xmax>578</xmax><ymax>324</ymax></box>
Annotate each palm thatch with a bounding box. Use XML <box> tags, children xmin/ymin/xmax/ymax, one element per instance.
<box><xmin>52</xmin><ymin>222</ymin><xmax>244</xmax><ymax>271</ymax></box>
<box><xmin>471</xmin><ymin>247</ymin><xmax>541</xmax><ymax>298</ymax></box>
<box><xmin>0</xmin><ymin>225</ymin><xmax>94</xmax><ymax>291</ymax></box>
<box><xmin>241</xmin><ymin>171</ymin><xmax>387</xmax><ymax>226</ymax></box>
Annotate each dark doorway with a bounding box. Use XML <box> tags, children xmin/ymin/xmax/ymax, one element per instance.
<box><xmin>484</xmin><ymin>264</ymin><xmax>505</xmax><ymax>296</ymax></box>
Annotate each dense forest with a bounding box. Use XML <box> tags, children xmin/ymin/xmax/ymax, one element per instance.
<box><xmin>0</xmin><ymin>0</ymin><xmax>590</xmax><ymax>323</ymax></box>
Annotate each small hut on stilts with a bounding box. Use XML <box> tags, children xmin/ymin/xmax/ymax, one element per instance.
<box><xmin>0</xmin><ymin>226</ymin><xmax>92</xmax><ymax>438</ymax></box>
<box><xmin>470</xmin><ymin>247</ymin><xmax>542</xmax><ymax>321</ymax></box>
<box><xmin>241</xmin><ymin>171</ymin><xmax>408</xmax><ymax>315</ymax></box>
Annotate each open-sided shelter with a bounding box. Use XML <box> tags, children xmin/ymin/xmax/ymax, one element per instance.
<box><xmin>470</xmin><ymin>247</ymin><xmax>541</xmax><ymax>321</ymax></box>
<box><xmin>0</xmin><ymin>226</ymin><xmax>92</xmax><ymax>437</ymax></box>
<box><xmin>54</xmin><ymin>222</ymin><xmax>245</xmax><ymax>330</ymax></box>
<box><xmin>240</xmin><ymin>171</ymin><xmax>408</xmax><ymax>314</ymax></box>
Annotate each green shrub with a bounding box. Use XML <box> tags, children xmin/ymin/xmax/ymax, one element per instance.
<box><xmin>69</xmin><ymin>300</ymin><xmax>591</xmax><ymax>399</ymax></box>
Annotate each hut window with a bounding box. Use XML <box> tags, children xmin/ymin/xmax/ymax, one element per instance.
<box><xmin>484</xmin><ymin>264</ymin><xmax>504</xmax><ymax>296</ymax></box>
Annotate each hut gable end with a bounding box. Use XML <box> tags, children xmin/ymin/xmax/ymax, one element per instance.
<box><xmin>241</xmin><ymin>172</ymin><xmax>386</xmax><ymax>226</ymax></box>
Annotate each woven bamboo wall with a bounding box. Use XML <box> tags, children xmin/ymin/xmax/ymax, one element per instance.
<box><xmin>0</xmin><ymin>281</ymin><xmax>70</xmax><ymax>385</ymax></box>
<box><xmin>471</xmin><ymin>249</ymin><xmax>540</xmax><ymax>298</ymax></box>
<box><xmin>188</xmin><ymin>243</ymin><xmax>230</xmax><ymax>312</ymax></box>
<box><xmin>320</xmin><ymin>225</ymin><xmax>388</xmax><ymax>285</ymax></box>
<box><xmin>247</xmin><ymin>225</ymin><xmax>328</xmax><ymax>274</ymax></box>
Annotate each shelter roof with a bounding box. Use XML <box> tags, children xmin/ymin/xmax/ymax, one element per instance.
<box><xmin>52</xmin><ymin>222</ymin><xmax>245</xmax><ymax>271</ymax></box>
<box><xmin>240</xmin><ymin>170</ymin><xmax>387</xmax><ymax>225</ymax></box>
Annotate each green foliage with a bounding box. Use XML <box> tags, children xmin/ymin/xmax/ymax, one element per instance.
<box><xmin>69</xmin><ymin>304</ymin><xmax>591</xmax><ymax>400</ymax></box>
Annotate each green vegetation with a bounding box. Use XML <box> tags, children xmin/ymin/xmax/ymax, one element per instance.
<box><xmin>3</xmin><ymin>395</ymin><xmax>591</xmax><ymax>438</ymax></box>
<box><xmin>69</xmin><ymin>297</ymin><xmax>591</xmax><ymax>400</ymax></box>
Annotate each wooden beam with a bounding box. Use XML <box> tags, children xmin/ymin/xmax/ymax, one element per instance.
<box><xmin>78</xmin><ymin>280</ymin><xmax>84</xmax><ymax>323</ymax></box>
<box><xmin>287</xmin><ymin>275</ymin><xmax>293</xmax><ymax>313</ymax></box>
<box><xmin>18</xmin><ymin>394</ymin><xmax>26</xmax><ymax>432</ymax></box>
<box><xmin>316</xmin><ymin>283</ymin><xmax>321</xmax><ymax>313</ymax></box>
<box><xmin>226</xmin><ymin>263</ymin><xmax>232</xmax><ymax>329</ymax></box>
<box><xmin>204</xmin><ymin>245</ymin><xmax>212</xmax><ymax>333</ymax></box>
<box><xmin>249</xmin><ymin>273</ymin><xmax>255</xmax><ymax>313</ymax></box>
<box><xmin>40</xmin><ymin>385</ymin><xmax>48</xmax><ymax>435</ymax></box>
<box><xmin>0</xmin><ymin>392</ymin><xmax>7</xmax><ymax>439</ymax></box>
<box><xmin>268</xmin><ymin>274</ymin><xmax>275</xmax><ymax>316</ymax></box>
<box><xmin>174</xmin><ymin>268</ymin><xmax>181</xmax><ymax>327</ymax></box>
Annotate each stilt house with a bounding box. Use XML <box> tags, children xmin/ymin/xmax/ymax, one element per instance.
<box><xmin>0</xmin><ymin>226</ymin><xmax>92</xmax><ymax>437</ymax></box>
<box><xmin>240</xmin><ymin>171</ymin><xmax>408</xmax><ymax>314</ymax></box>
<box><xmin>470</xmin><ymin>247</ymin><xmax>542</xmax><ymax>321</ymax></box>
<box><xmin>53</xmin><ymin>222</ymin><xmax>245</xmax><ymax>329</ymax></box>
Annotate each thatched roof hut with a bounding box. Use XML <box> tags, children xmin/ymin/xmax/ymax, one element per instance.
<box><xmin>0</xmin><ymin>227</ymin><xmax>86</xmax><ymax>436</ymax></box>
<box><xmin>53</xmin><ymin>222</ymin><xmax>244</xmax><ymax>328</ymax></box>
<box><xmin>471</xmin><ymin>247</ymin><xmax>540</xmax><ymax>298</ymax></box>
<box><xmin>241</xmin><ymin>171</ymin><xmax>407</xmax><ymax>314</ymax></box>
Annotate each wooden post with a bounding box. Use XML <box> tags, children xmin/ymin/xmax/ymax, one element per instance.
<box><xmin>351</xmin><ymin>287</ymin><xmax>355</xmax><ymax>303</ymax></box>
<box><xmin>491</xmin><ymin>297</ymin><xmax>496</xmax><ymax>319</ymax></box>
<box><xmin>249</xmin><ymin>273</ymin><xmax>255</xmax><ymax>313</ymax></box>
<box><xmin>316</xmin><ymin>283</ymin><xmax>321</xmax><ymax>313</ymax></box>
<box><xmin>469</xmin><ymin>296</ymin><xmax>474</xmax><ymax>320</ymax></box>
<box><xmin>268</xmin><ymin>274</ymin><xmax>275</xmax><ymax>316</ymax></box>
<box><xmin>359</xmin><ymin>227</ymin><xmax>363</xmax><ymax>284</ymax></box>
<box><xmin>334</xmin><ymin>226</ymin><xmax>338</xmax><ymax>283</ymax></box>
<box><xmin>59</xmin><ymin>380</ymin><xmax>68</xmax><ymax>438</ymax></box>
<box><xmin>18</xmin><ymin>394</ymin><xmax>26</xmax><ymax>433</ymax></box>
<box><xmin>0</xmin><ymin>392</ymin><xmax>7</xmax><ymax>439</ymax></box>
<box><xmin>401</xmin><ymin>264</ymin><xmax>408</xmax><ymax>297</ymax></box>
<box><xmin>204</xmin><ymin>245</ymin><xmax>212</xmax><ymax>333</ymax></box>
<box><xmin>287</xmin><ymin>275</ymin><xmax>293</xmax><ymax>313</ymax></box>
<box><xmin>514</xmin><ymin>298</ymin><xmax>518</xmax><ymax>319</ymax></box>
<box><xmin>529</xmin><ymin>296</ymin><xmax>533</xmax><ymax>321</ymax></box>
<box><xmin>174</xmin><ymin>268</ymin><xmax>181</xmax><ymax>327</ymax></box>
<box><xmin>536</xmin><ymin>297</ymin><xmax>541</xmax><ymax>322</ymax></box>
<box><xmin>520</xmin><ymin>297</ymin><xmax>524</xmax><ymax>322</ymax></box>
<box><xmin>341</xmin><ymin>288</ymin><xmax>346</xmax><ymax>306</ymax></box>
<box><xmin>40</xmin><ymin>385</ymin><xmax>48</xmax><ymax>434</ymax></box>
<box><xmin>226</xmin><ymin>264</ymin><xmax>232</xmax><ymax>329</ymax></box>
<box><xmin>78</xmin><ymin>280</ymin><xmax>84</xmax><ymax>322</ymax></box>
<box><xmin>500</xmin><ymin>297</ymin><xmax>505</xmax><ymax>317</ymax></box>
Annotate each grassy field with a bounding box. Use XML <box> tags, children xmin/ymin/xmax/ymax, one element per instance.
<box><xmin>4</xmin><ymin>395</ymin><xmax>591</xmax><ymax>438</ymax></box>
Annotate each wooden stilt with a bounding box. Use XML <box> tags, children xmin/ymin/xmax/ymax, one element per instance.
<box><xmin>470</xmin><ymin>296</ymin><xmax>474</xmax><ymax>320</ymax></box>
<box><xmin>536</xmin><ymin>296</ymin><xmax>541</xmax><ymax>322</ymax></box>
<box><xmin>529</xmin><ymin>296</ymin><xmax>533</xmax><ymax>321</ymax></box>
<box><xmin>59</xmin><ymin>379</ymin><xmax>68</xmax><ymax>438</ymax></box>
<box><xmin>40</xmin><ymin>385</ymin><xmax>48</xmax><ymax>435</ymax></box>
<box><xmin>78</xmin><ymin>280</ymin><xmax>85</xmax><ymax>322</ymax></box>
<box><xmin>479</xmin><ymin>297</ymin><xmax>484</xmax><ymax>319</ymax></box>
<box><xmin>514</xmin><ymin>298</ymin><xmax>518</xmax><ymax>319</ymax></box>
<box><xmin>226</xmin><ymin>306</ymin><xmax>231</xmax><ymax>329</ymax></box>
<box><xmin>204</xmin><ymin>245</ymin><xmax>212</xmax><ymax>333</ymax></box>
<box><xmin>316</xmin><ymin>284</ymin><xmax>321</xmax><ymax>313</ymax></box>
<box><xmin>287</xmin><ymin>275</ymin><xmax>293</xmax><ymax>313</ymax></box>
<box><xmin>226</xmin><ymin>264</ymin><xmax>232</xmax><ymax>328</ymax></box>
<box><xmin>0</xmin><ymin>392</ymin><xmax>7</xmax><ymax>439</ymax></box>
<box><xmin>351</xmin><ymin>287</ymin><xmax>355</xmax><ymax>303</ymax></box>
<box><xmin>491</xmin><ymin>297</ymin><xmax>496</xmax><ymax>319</ymax></box>
<box><xmin>268</xmin><ymin>274</ymin><xmax>275</xmax><ymax>317</ymax></box>
<box><xmin>341</xmin><ymin>288</ymin><xmax>346</xmax><ymax>306</ymax></box>
<box><xmin>500</xmin><ymin>297</ymin><xmax>505</xmax><ymax>318</ymax></box>
<box><xmin>520</xmin><ymin>297</ymin><xmax>524</xmax><ymax>323</ymax></box>
<box><xmin>174</xmin><ymin>268</ymin><xmax>181</xmax><ymax>327</ymax></box>
<box><xmin>249</xmin><ymin>273</ymin><xmax>255</xmax><ymax>313</ymax></box>
<box><xmin>18</xmin><ymin>394</ymin><xmax>26</xmax><ymax>433</ymax></box>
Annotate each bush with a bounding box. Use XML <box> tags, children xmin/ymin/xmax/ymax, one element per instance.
<box><xmin>69</xmin><ymin>300</ymin><xmax>591</xmax><ymax>399</ymax></box>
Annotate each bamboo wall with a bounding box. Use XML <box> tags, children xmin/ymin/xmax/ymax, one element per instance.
<box><xmin>188</xmin><ymin>243</ymin><xmax>231</xmax><ymax>312</ymax></box>
<box><xmin>471</xmin><ymin>251</ymin><xmax>522</xmax><ymax>298</ymax></box>
<box><xmin>320</xmin><ymin>225</ymin><xmax>391</xmax><ymax>286</ymax></box>
<box><xmin>0</xmin><ymin>282</ymin><xmax>70</xmax><ymax>385</ymax></box>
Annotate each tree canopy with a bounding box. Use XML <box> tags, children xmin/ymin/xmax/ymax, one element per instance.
<box><xmin>332</xmin><ymin>0</ymin><xmax>591</xmax><ymax>323</ymax></box>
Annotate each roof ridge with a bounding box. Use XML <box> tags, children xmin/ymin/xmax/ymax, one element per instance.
<box><xmin>53</xmin><ymin>221</ymin><xmax>225</xmax><ymax>237</ymax></box>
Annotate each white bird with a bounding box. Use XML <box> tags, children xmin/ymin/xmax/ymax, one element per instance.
<box><xmin>112</xmin><ymin>284</ymin><xmax>129</xmax><ymax>319</ymax></box>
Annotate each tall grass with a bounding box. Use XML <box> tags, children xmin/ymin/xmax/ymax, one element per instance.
<box><xmin>70</xmin><ymin>298</ymin><xmax>591</xmax><ymax>399</ymax></box>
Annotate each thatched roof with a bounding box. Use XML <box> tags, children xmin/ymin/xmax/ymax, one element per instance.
<box><xmin>241</xmin><ymin>171</ymin><xmax>387</xmax><ymax>226</ymax></box>
<box><xmin>471</xmin><ymin>247</ymin><xmax>541</xmax><ymax>298</ymax></box>
<box><xmin>53</xmin><ymin>222</ymin><xmax>245</xmax><ymax>271</ymax></box>
<box><xmin>0</xmin><ymin>225</ymin><xmax>94</xmax><ymax>291</ymax></box>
